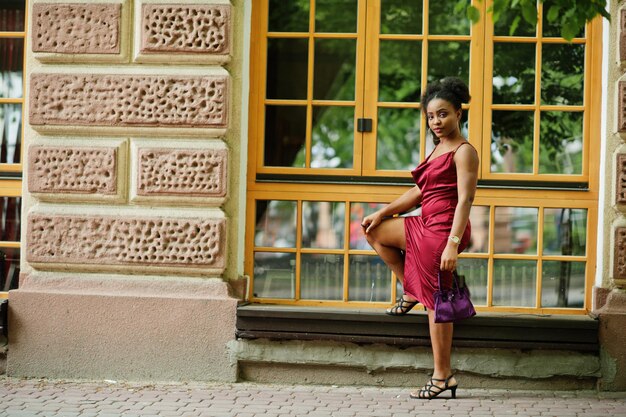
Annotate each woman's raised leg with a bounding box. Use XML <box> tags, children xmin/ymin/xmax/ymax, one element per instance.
<box><xmin>364</xmin><ymin>217</ymin><xmax>406</xmax><ymax>284</ymax></box>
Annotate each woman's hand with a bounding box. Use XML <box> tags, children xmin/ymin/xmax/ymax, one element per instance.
<box><xmin>361</xmin><ymin>211</ymin><xmax>384</xmax><ymax>234</ymax></box>
<box><xmin>440</xmin><ymin>242</ymin><xmax>459</xmax><ymax>271</ymax></box>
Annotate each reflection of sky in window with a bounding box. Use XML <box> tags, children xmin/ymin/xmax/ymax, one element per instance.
<box><xmin>0</xmin><ymin>72</ymin><xmax>23</xmax><ymax>98</ymax></box>
<box><xmin>492</xmin><ymin>75</ymin><xmax>518</xmax><ymax>89</ymax></box>
<box><xmin>311</xmin><ymin>125</ymin><xmax>341</xmax><ymax>168</ymax></box>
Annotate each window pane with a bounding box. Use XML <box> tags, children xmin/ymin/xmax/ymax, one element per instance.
<box><xmin>543</xmin><ymin>208</ymin><xmax>587</xmax><ymax>256</ymax></box>
<box><xmin>0</xmin><ymin>2</ymin><xmax>25</xmax><ymax>32</ymax></box>
<box><xmin>541</xmin><ymin>43</ymin><xmax>584</xmax><ymax>106</ymax></box>
<box><xmin>494</xmin><ymin>5</ymin><xmax>536</xmax><ymax>36</ymax></box>
<box><xmin>494</xmin><ymin>207</ymin><xmax>538</xmax><ymax>254</ymax></box>
<box><xmin>378</xmin><ymin>40</ymin><xmax>421</xmax><ymax>103</ymax></box>
<box><xmin>539</xmin><ymin>112</ymin><xmax>583</xmax><ymax>175</ymax></box>
<box><xmin>493</xmin><ymin>43</ymin><xmax>535</xmax><ymax>104</ymax></box>
<box><xmin>253</xmin><ymin>252</ymin><xmax>295</xmax><ymax>299</ymax></box>
<box><xmin>542</xmin><ymin>0</ymin><xmax>584</xmax><ymax>39</ymax></box>
<box><xmin>0</xmin><ymin>103</ymin><xmax>22</xmax><ymax>164</ymax></box>
<box><xmin>350</xmin><ymin>202</ymin><xmax>387</xmax><ymax>249</ymax></box>
<box><xmin>302</xmin><ymin>201</ymin><xmax>345</xmax><ymax>249</ymax></box>
<box><xmin>266</xmin><ymin>38</ymin><xmax>308</xmax><ymax>100</ymax></box>
<box><xmin>0</xmin><ymin>38</ymin><xmax>23</xmax><ymax>99</ymax></box>
<box><xmin>491</xmin><ymin>111</ymin><xmax>534</xmax><ymax>174</ymax></box>
<box><xmin>315</xmin><ymin>0</ymin><xmax>357</xmax><ymax>33</ymax></box>
<box><xmin>255</xmin><ymin>200</ymin><xmax>297</xmax><ymax>248</ymax></box>
<box><xmin>0</xmin><ymin>247</ymin><xmax>19</xmax><ymax>292</ymax></box>
<box><xmin>314</xmin><ymin>39</ymin><xmax>356</xmax><ymax>101</ymax></box>
<box><xmin>457</xmin><ymin>258</ymin><xmax>488</xmax><ymax>306</ymax></box>
<box><xmin>301</xmin><ymin>253</ymin><xmax>344</xmax><ymax>300</ymax></box>
<box><xmin>466</xmin><ymin>206</ymin><xmax>489</xmax><ymax>253</ymax></box>
<box><xmin>493</xmin><ymin>260</ymin><xmax>537</xmax><ymax>307</ymax></box>
<box><xmin>311</xmin><ymin>106</ymin><xmax>354</xmax><ymax>168</ymax></box>
<box><xmin>376</xmin><ymin>108</ymin><xmax>420</xmax><ymax>171</ymax></box>
<box><xmin>264</xmin><ymin>105</ymin><xmax>307</xmax><ymax>167</ymax></box>
<box><xmin>429</xmin><ymin>1</ymin><xmax>469</xmax><ymax>35</ymax></box>
<box><xmin>541</xmin><ymin>261</ymin><xmax>585</xmax><ymax>308</ymax></box>
<box><xmin>380</xmin><ymin>0</ymin><xmax>422</xmax><ymax>35</ymax></box>
<box><xmin>268</xmin><ymin>0</ymin><xmax>309</xmax><ymax>32</ymax></box>
<box><xmin>348</xmin><ymin>255</ymin><xmax>391</xmax><ymax>302</ymax></box>
<box><xmin>427</xmin><ymin>41</ymin><xmax>469</xmax><ymax>85</ymax></box>
<box><xmin>1</xmin><ymin>196</ymin><xmax>21</xmax><ymax>242</ymax></box>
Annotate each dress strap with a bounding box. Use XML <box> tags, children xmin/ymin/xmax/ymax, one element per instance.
<box><xmin>452</xmin><ymin>141</ymin><xmax>470</xmax><ymax>154</ymax></box>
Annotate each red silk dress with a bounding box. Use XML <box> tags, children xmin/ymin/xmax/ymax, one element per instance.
<box><xmin>402</xmin><ymin>141</ymin><xmax>472</xmax><ymax>310</ymax></box>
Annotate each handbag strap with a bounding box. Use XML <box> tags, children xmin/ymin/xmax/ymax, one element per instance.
<box><xmin>438</xmin><ymin>271</ymin><xmax>460</xmax><ymax>291</ymax></box>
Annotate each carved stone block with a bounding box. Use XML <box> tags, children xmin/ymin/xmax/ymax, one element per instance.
<box><xmin>615</xmin><ymin>227</ymin><xmax>626</xmax><ymax>280</ymax></box>
<box><xmin>619</xmin><ymin>81</ymin><xmax>626</xmax><ymax>133</ymax></box>
<box><xmin>618</xmin><ymin>154</ymin><xmax>626</xmax><ymax>205</ymax></box>
<box><xmin>28</xmin><ymin>146</ymin><xmax>117</xmax><ymax>195</ymax></box>
<box><xmin>138</xmin><ymin>148</ymin><xmax>227</xmax><ymax>197</ymax></box>
<box><xmin>32</xmin><ymin>3</ymin><xmax>121</xmax><ymax>54</ymax></box>
<box><xmin>27</xmin><ymin>214</ymin><xmax>226</xmax><ymax>270</ymax></box>
<box><xmin>29</xmin><ymin>73</ymin><xmax>228</xmax><ymax>128</ymax></box>
<box><xmin>141</xmin><ymin>4</ymin><xmax>230</xmax><ymax>55</ymax></box>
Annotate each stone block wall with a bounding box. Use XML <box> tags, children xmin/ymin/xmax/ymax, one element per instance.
<box><xmin>8</xmin><ymin>0</ymin><xmax>243</xmax><ymax>383</ymax></box>
<box><xmin>596</xmin><ymin>0</ymin><xmax>626</xmax><ymax>391</ymax></box>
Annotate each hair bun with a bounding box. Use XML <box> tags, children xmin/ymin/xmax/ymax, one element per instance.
<box><xmin>440</xmin><ymin>77</ymin><xmax>471</xmax><ymax>104</ymax></box>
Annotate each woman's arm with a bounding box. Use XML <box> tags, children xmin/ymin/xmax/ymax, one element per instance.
<box><xmin>362</xmin><ymin>185</ymin><xmax>422</xmax><ymax>233</ymax></box>
<box><xmin>440</xmin><ymin>144</ymin><xmax>479</xmax><ymax>271</ymax></box>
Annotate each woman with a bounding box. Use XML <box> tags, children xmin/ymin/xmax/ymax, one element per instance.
<box><xmin>361</xmin><ymin>77</ymin><xmax>478</xmax><ymax>400</ymax></box>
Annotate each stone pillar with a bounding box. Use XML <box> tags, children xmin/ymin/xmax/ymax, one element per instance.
<box><xmin>8</xmin><ymin>0</ymin><xmax>243</xmax><ymax>382</ymax></box>
<box><xmin>596</xmin><ymin>0</ymin><xmax>626</xmax><ymax>391</ymax></box>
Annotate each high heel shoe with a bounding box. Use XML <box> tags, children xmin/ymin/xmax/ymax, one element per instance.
<box><xmin>409</xmin><ymin>375</ymin><xmax>458</xmax><ymax>400</ymax></box>
<box><xmin>385</xmin><ymin>296</ymin><xmax>419</xmax><ymax>316</ymax></box>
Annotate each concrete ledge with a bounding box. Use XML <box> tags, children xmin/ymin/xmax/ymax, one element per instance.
<box><xmin>238</xmin><ymin>362</ymin><xmax>596</xmax><ymax>391</ymax></box>
<box><xmin>230</xmin><ymin>339</ymin><xmax>600</xmax><ymax>390</ymax></box>
<box><xmin>8</xmin><ymin>275</ymin><xmax>238</xmax><ymax>382</ymax></box>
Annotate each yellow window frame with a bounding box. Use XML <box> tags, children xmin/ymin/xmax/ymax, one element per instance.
<box><xmin>0</xmin><ymin>0</ymin><xmax>28</xmax><ymax>298</ymax></box>
<box><xmin>245</xmin><ymin>0</ymin><xmax>602</xmax><ymax>314</ymax></box>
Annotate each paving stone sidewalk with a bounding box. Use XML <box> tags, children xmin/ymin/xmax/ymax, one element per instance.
<box><xmin>1</xmin><ymin>377</ymin><xmax>625</xmax><ymax>417</ymax></box>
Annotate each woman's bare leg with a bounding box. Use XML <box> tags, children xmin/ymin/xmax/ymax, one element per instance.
<box><xmin>364</xmin><ymin>218</ymin><xmax>416</xmax><ymax>300</ymax></box>
<box><xmin>427</xmin><ymin>309</ymin><xmax>454</xmax><ymax>380</ymax></box>
<box><xmin>410</xmin><ymin>309</ymin><xmax>457</xmax><ymax>397</ymax></box>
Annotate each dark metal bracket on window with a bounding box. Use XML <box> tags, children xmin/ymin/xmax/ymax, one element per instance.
<box><xmin>357</xmin><ymin>118</ymin><xmax>372</xmax><ymax>132</ymax></box>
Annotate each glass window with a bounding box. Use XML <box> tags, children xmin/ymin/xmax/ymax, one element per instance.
<box><xmin>493</xmin><ymin>260</ymin><xmax>537</xmax><ymax>307</ymax></box>
<box><xmin>543</xmin><ymin>208</ymin><xmax>587</xmax><ymax>256</ymax></box>
<box><xmin>302</xmin><ymin>201</ymin><xmax>345</xmax><ymax>249</ymax></box>
<box><xmin>301</xmin><ymin>253</ymin><xmax>344</xmax><ymax>300</ymax></box>
<box><xmin>376</xmin><ymin>108</ymin><xmax>420</xmax><ymax>171</ymax></box>
<box><xmin>494</xmin><ymin>207</ymin><xmax>538</xmax><ymax>254</ymax></box>
<box><xmin>378</xmin><ymin>40</ymin><xmax>421</xmax><ymax>103</ymax></box>
<box><xmin>254</xmin><ymin>200</ymin><xmax>297</xmax><ymax>248</ymax></box>
<box><xmin>1</xmin><ymin>196</ymin><xmax>21</xmax><ymax>242</ymax></box>
<box><xmin>541</xmin><ymin>261</ymin><xmax>585</xmax><ymax>308</ymax></box>
<box><xmin>491</xmin><ymin>111</ymin><xmax>534</xmax><ymax>174</ymax></box>
<box><xmin>247</xmin><ymin>0</ymin><xmax>600</xmax><ymax>313</ymax></box>
<box><xmin>0</xmin><ymin>103</ymin><xmax>22</xmax><ymax>164</ymax></box>
<box><xmin>252</xmin><ymin>252</ymin><xmax>295</xmax><ymax>299</ymax></box>
<box><xmin>381</xmin><ymin>0</ymin><xmax>422</xmax><ymax>35</ymax></box>
<box><xmin>0</xmin><ymin>1</ymin><xmax>25</xmax><ymax>297</ymax></box>
<box><xmin>348</xmin><ymin>255</ymin><xmax>391</xmax><ymax>302</ymax></box>
<box><xmin>0</xmin><ymin>247</ymin><xmax>19</xmax><ymax>292</ymax></box>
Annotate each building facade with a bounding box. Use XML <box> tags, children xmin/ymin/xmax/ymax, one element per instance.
<box><xmin>1</xmin><ymin>0</ymin><xmax>626</xmax><ymax>390</ymax></box>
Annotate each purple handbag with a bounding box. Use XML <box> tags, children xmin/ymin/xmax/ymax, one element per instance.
<box><xmin>434</xmin><ymin>271</ymin><xmax>476</xmax><ymax>323</ymax></box>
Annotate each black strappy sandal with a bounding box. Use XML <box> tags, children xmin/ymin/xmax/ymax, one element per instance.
<box><xmin>410</xmin><ymin>375</ymin><xmax>458</xmax><ymax>400</ymax></box>
<box><xmin>385</xmin><ymin>296</ymin><xmax>419</xmax><ymax>316</ymax></box>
